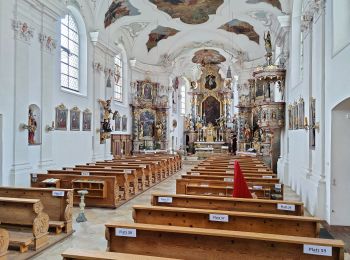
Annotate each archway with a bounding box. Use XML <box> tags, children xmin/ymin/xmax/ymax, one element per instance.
<box><xmin>202</xmin><ymin>96</ymin><xmax>220</xmax><ymax>126</ymax></box>
<box><xmin>330</xmin><ymin>97</ymin><xmax>350</xmax><ymax>225</ymax></box>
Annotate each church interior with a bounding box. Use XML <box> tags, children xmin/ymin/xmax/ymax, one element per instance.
<box><xmin>0</xmin><ymin>0</ymin><xmax>349</xmax><ymax>259</ymax></box>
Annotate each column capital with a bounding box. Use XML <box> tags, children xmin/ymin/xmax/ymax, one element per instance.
<box><xmin>12</xmin><ymin>20</ymin><xmax>34</xmax><ymax>43</ymax></box>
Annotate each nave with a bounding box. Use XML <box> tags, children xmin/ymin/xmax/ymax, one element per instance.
<box><xmin>22</xmin><ymin>158</ymin><xmax>347</xmax><ymax>260</ymax></box>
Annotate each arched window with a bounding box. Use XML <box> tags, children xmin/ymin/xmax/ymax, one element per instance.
<box><xmin>180</xmin><ymin>84</ymin><xmax>186</xmax><ymax>115</ymax></box>
<box><xmin>114</xmin><ymin>54</ymin><xmax>123</xmax><ymax>102</ymax></box>
<box><xmin>60</xmin><ymin>13</ymin><xmax>80</xmax><ymax>92</ymax></box>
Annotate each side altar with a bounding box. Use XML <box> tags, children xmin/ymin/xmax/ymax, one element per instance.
<box><xmin>130</xmin><ymin>80</ymin><xmax>169</xmax><ymax>152</ymax></box>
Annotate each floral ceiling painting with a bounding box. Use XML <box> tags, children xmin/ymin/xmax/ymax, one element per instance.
<box><xmin>146</xmin><ymin>26</ymin><xmax>179</xmax><ymax>52</ymax></box>
<box><xmin>246</xmin><ymin>0</ymin><xmax>282</xmax><ymax>11</ymax></box>
<box><xmin>149</xmin><ymin>0</ymin><xmax>224</xmax><ymax>24</ymax></box>
<box><xmin>104</xmin><ymin>0</ymin><xmax>140</xmax><ymax>28</ymax></box>
<box><xmin>219</xmin><ymin>19</ymin><xmax>260</xmax><ymax>44</ymax></box>
<box><xmin>192</xmin><ymin>49</ymin><xmax>226</xmax><ymax>65</ymax></box>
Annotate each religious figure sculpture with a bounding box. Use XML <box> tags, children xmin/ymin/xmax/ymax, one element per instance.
<box><xmin>28</xmin><ymin>108</ymin><xmax>37</xmax><ymax>145</ymax></box>
<box><xmin>98</xmin><ymin>98</ymin><xmax>113</xmax><ymax>133</ymax></box>
<box><xmin>264</xmin><ymin>31</ymin><xmax>273</xmax><ymax>65</ymax></box>
<box><xmin>139</xmin><ymin>122</ymin><xmax>144</xmax><ymax>139</ymax></box>
<box><xmin>156</xmin><ymin>121</ymin><xmax>163</xmax><ymax>140</ymax></box>
<box><xmin>243</xmin><ymin>122</ymin><xmax>252</xmax><ymax>141</ymax></box>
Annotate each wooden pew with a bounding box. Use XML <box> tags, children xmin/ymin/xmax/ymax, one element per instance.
<box><xmin>184</xmin><ymin>184</ymin><xmax>271</xmax><ymax>199</ymax></box>
<box><xmin>175</xmin><ymin>179</ymin><xmax>283</xmax><ymax>200</ymax></box>
<box><xmin>0</xmin><ymin>197</ymin><xmax>49</xmax><ymax>252</ymax></box>
<box><xmin>105</xmin><ymin>223</ymin><xmax>345</xmax><ymax>260</ymax></box>
<box><xmin>188</xmin><ymin>170</ymin><xmax>276</xmax><ymax>178</ymax></box>
<box><xmin>0</xmin><ymin>187</ymin><xmax>73</xmax><ymax>234</ymax></box>
<box><xmin>151</xmin><ymin>193</ymin><xmax>304</xmax><ymax>215</ymax></box>
<box><xmin>61</xmin><ymin>248</ymin><xmax>179</xmax><ymax>260</ymax></box>
<box><xmin>132</xmin><ymin>205</ymin><xmax>320</xmax><ymax>237</ymax></box>
<box><xmin>183</xmin><ymin>174</ymin><xmax>280</xmax><ymax>184</ymax></box>
<box><xmin>59</xmin><ymin>168</ymin><xmax>139</xmax><ymax>197</ymax></box>
<box><xmin>31</xmin><ymin>173</ymin><xmax>119</xmax><ymax>208</ymax></box>
<box><xmin>0</xmin><ymin>228</ymin><xmax>9</xmax><ymax>258</ymax></box>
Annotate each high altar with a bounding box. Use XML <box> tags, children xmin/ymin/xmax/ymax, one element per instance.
<box><xmin>184</xmin><ymin>64</ymin><xmax>235</xmax><ymax>154</ymax></box>
<box><xmin>130</xmin><ymin>80</ymin><xmax>169</xmax><ymax>152</ymax></box>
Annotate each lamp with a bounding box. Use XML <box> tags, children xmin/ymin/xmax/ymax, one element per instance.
<box><xmin>304</xmin><ymin>116</ymin><xmax>320</xmax><ymax>132</ymax></box>
<box><xmin>46</xmin><ymin>121</ymin><xmax>55</xmax><ymax>132</ymax></box>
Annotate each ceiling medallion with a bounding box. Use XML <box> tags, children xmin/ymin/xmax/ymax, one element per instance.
<box><xmin>219</xmin><ymin>19</ymin><xmax>260</xmax><ymax>44</ymax></box>
<box><xmin>149</xmin><ymin>0</ymin><xmax>224</xmax><ymax>24</ymax></box>
<box><xmin>104</xmin><ymin>0</ymin><xmax>140</xmax><ymax>28</ymax></box>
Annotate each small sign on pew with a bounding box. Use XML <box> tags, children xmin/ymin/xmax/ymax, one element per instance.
<box><xmin>105</xmin><ymin>167</ymin><xmax>112</xmax><ymax>169</ymax></box>
<box><xmin>90</xmin><ymin>164</ymin><xmax>95</xmax><ymax>166</ymax></box>
<box><xmin>209</xmin><ymin>214</ymin><xmax>229</xmax><ymax>222</ymax></box>
<box><xmin>158</xmin><ymin>197</ymin><xmax>173</xmax><ymax>203</ymax></box>
<box><xmin>52</xmin><ymin>190</ymin><xmax>65</xmax><ymax>197</ymax></box>
<box><xmin>224</xmin><ymin>177</ymin><xmax>233</xmax><ymax>182</ymax></box>
<box><xmin>66</xmin><ymin>168</ymin><xmax>73</xmax><ymax>171</ymax></box>
<box><xmin>277</xmin><ymin>203</ymin><xmax>296</xmax><ymax>211</ymax></box>
<box><xmin>303</xmin><ymin>244</ymin><xmax>332</xmax><ymax>256</ymax></box>
<box><xmin>262</xmin><ymin>176</ymin><xmax>273</xmax><ymax>179</ymax></box>
<box><xmin>253</xmin><ymin>186</ymin><xmax>263</xmax><ymax>190</ymax></box>
<box><xmin>226</xmin><ymin>170</ymin><xmax>232</xmax><ymax>174</ymax></box>
<box><xmin>81</xmin><ymin>172</ymin><xmax>90</xmax><ymax>176</ymax></box>
<box><xmin>191</xmin><ymin>172</ymin><xmax>200</xmax><ymax>176</ymax></box>
<box><xmin>275</xmin><ymin>184</ymin><xmax>282</xmax><ymax>189</ymax></box>
<box><xmin>32</xmin><ymin>173</ymin><xmax>37</xmax><ymax>178</ymax></box>
<box><xmin>124</xmin><ymin>170</ymin><xmax>132</xmax><ymax>174</ymax></box>
<box><xmin>200</xmin><ymin>184</ymin><xmax>209</xmax><ymax>187</ymax></box>
<box><xmin>115</xmin><ymin>228</ymin><xmax>137</xmax><ymax>238</ymax></box>
<box><xmin>258</xmin><ymin>169</ymin><xmax>267</xmax><ymax>172</ymax></box>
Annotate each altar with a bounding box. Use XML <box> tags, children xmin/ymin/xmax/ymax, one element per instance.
<box><xmin>194</xmin><ymin>141</ymin><xmax>225</xmax><ymax>153</ymax></box>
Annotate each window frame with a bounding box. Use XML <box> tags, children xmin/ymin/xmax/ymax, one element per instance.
<box><xmin>114</xmin><ymin>54</ymin><xmax>123</xmax><ymax>103</ymax></box>
<box><xmin>60</xmin><ymin>13</ymin><xmax>80</xmax><ymax>92</ymax></box>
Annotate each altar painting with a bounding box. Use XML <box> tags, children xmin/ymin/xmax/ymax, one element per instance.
<box><xmin>202</xmin><ymin>96</ymin><xmax>220</xmax><ymax>126</ymax></box>
<box><xmin>140</xmin><ymin>110</ymin><xmax>155</xmax><ymax>137</ymax></box>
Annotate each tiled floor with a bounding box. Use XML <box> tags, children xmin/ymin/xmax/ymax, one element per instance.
<box><xmin>30</xmin><ymin>163</ymin><xmax>350</xmax><ymax>260</ymax></box>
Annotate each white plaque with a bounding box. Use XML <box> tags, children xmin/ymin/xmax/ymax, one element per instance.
<box><xmin>258</xmin><ymin>169</ymin><xmax>267</xmax><ymax>172</ymax></box>
<box><xmin>105</xmin><ymin>166</ymin><xmax>112</xmax><ymax>169</ymax></box>
<box><xmin>277</xmin><ymin>203</ymin><xmax>296</xmax><ymax>211</ymax></box>
<box><xmin>66</xmin><ymin>168</ymin><xmax>73</xmax><ymax>171</ymax></box>
<box><xmin>253</xmin><ymin>186</ymin><xmax>263</xmax><ymax>190</ymax></box>
<box><xmin>158</xmin><ymin>197</ymin><xmax>173</xmax><ymax>203</ymax></box>
<box><xmin>115</xmin><ymin>228</ymin><xmax>137</xmax><ymax>238</ymax></box>
<box><xmin>125</xmin><ymin>170</ymin><xmax>132</xmax><ymax>174</ymax></box>
<box><xmin>224</xmin><ymin>177</ymin><xmax>233</xmax><ymax>182</ymax></box>
<box><xmin>200</xmin><ymin>184</ymin><xmax>209</xmax><ymax>187</ymax></box>
<box><xmin>275</xmin><ymin>184</ymin><xmax>282</xmax><ymax>189</ymax></box>
<box><xmin>226</xmin><ymin>170</ymin><xmax>232</xmax><ymax>174</ymax></box>
<box><xmin>90</xmin><ymin>164</ymin><xmax>95</xmax><ymax>166</ymax></box>
<box><xmin>52</xmin><ymin>190</ymin><xmax>65</xmax><ymax>197</ymax></box>
<box><xmin>32</xmin><ymin>173</ymin><xmax>37</xmax><ymax>178</ymax></box>
<box><xmin>303</xmin><ymin>245</ymin><xmax>332</xmax><ymax>256</ymax></box>
<box><xmin>262</xmin><ymin>176</ymin><xmax>273</xmax><ymax>179</ymax></box>
<box><xmin>191</xmin><ymin>172</ymin><xmax>200</xmax><ymax>176</ymax></box>
<box><xmin>81</xmin><ymin>172</ymin><xmax>90</xmax><ymax>176</ymax></box>
<box><xmin>209</xmin><ymin>214</ymin><xmax>229</xmax><ymax>222</ymax></box>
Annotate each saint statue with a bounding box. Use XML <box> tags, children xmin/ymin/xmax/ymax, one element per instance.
<box><xmin>156</xmin><ymin>121</ymin><xmax>163</xmax><ymax>140</ymax></box>
<box><xmin>28</xmin><ymin>108</ymin><xmax>37</xmax><ymax>145</ymax></box>
<box><xmin>139</xmin><ymin>122</ymin><xmax>144</xmax><ymax>139</ymax></box>
<box><xmin>98</xmin><ymin>98</ymin><xmax>113</xmax><ymax>133</ymax></box>
<box><xmin>264</xmin><ymin>31</ymin><xmax>273</xmax><ymax>65</ymax></box>
<box><xmin>243</xmin><ymin>122</ymin><xmax>251</xmax><ymax>141</ymax></box>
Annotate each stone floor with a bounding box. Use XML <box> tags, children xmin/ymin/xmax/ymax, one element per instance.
<box><xmin>30</xmin><ymin>163</ymin><xmax>349</xmax><ymax>260</ymax></box>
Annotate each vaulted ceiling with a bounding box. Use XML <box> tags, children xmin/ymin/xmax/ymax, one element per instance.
<box><xmin>99</xmin><ymin>0</ymin><xmax>292</xmax><ymax>79</ymax></box>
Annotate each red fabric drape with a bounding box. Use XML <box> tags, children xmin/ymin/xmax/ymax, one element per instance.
<box><xmin>232</xmin><ymin>161</ymin><xmax>253</xmax><ymax>198</ymax></box>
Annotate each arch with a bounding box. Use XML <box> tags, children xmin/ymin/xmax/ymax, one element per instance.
<box><xmin>330</xmin><ymin>97</ymin><xmax>350</xmax><ymax>225</ymax></box>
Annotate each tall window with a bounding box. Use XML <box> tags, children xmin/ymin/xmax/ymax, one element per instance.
<box><xmin>60</xmin><ymin>14</ymin><xmax>79</xmax><ymax>92</ymax></box>
<box><xmin>180</xmin><ymin>85</ymin><xmax>186</xmax><ymax>115</ymax></box>
<box><xmin>114</xmin><ymin>54</ymin><xmax>123</xmax><ymax>102</ymax></box>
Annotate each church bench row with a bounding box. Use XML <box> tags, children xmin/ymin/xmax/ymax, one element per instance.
<box><xmin>151</xmin><ymin>193</ymin><xmax>303</xmax><ymax>215</ymax></box>
<box><xmin>0</xmin><ymin>187</ymin><xmax>73</xmax><ymax>234</ymax></box>
<box><xmin>58</xmin><ymin>168</ymin><xmax>141</xmax><ymax>197</ymax></box>
<box><xmin>132</xmin><ymin>204</ymin><xmax>320</xmax><ymax>237</ymax></box>
<box><xmin>120</xmin><ymin>154</ymin><xmax>182</xmax><ymax>170</ymax></box>
<box><xmin>176</xmin><ymin>178</ymin><xmax>283</xmax><ymax>200</ymax></box>
<box><xmin>61</xmin><ymin>249</ymin><xmax>179</xmax><ymax>260</ymax></box>
<box><xmin>0</xmin><ymin>197</ymin><xmax>49</xmax><ymax>253</ymax></box>
<box><xmin>0</xmin><ymin>228</ymin><xmax>9</xmax><ymax>258</ymax></box>
<box><xmin>31</xmin><ymin>174</ymin><xmax>119</xmax><ymax>208</ymax></box>
<box><xmin>187</xmin><ymin>169</ymin><xmax>276</xmax><ymax>178</ymax></box>
<box><xmin>105</xmin><ymin>222</ymin><xmax>344</xmax><ymax>260</ymax></box>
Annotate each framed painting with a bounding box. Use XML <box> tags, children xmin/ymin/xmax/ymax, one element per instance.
<box><xmin>142</xmin><ymin>82</ymin><xmax>153</xmax><ymax>100</ymax></box>
<box><xmin>70</xmin><ymin>106</ymin><xmax>81</xmax><ymax>131</ymax></box>
<box><xmin>82</xmin><ymin>109</ymin><xmax>92</xmax><ymax>131</ymax></box>
<box><xmin>55</xmin><ymin>104</ymin><xmax>68</xmax><ymax>130</ymax></box>
<box><xmin>115</xmin><ymin>112</ymin><xmax>121</xmax><ymax>131</ymax></box>
<box><xmin>122</xmin><ymin>115</ymin><xmax>127</xmax><ymax>131</ymax></box>
<box><xmin>298</xmin><ymin>98</ymin><xmax>305</xmax><ymax>129</ymax></box>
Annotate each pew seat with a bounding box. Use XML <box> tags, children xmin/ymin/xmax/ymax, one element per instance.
<box><xmin>105</xmin><ymin>222</ymin><xmax>345</xmax><ymax>260</ymax></box>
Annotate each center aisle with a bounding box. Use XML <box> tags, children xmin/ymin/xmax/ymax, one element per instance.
<box><xmin>32</xmin><ymin>164</ymin><xmax>193</xmax><ymax>260</ymax></box>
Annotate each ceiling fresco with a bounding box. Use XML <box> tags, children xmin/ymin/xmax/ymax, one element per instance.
<box><xmin>148</xmin><ymin>0</ymin><xmax>224</xmax><ymax>24</ymax></box>
<box><xmin>104</xmin><ymin>0</ymin><xmax>140</xmax><ymax>28</ymax></box>
<box><xmin>219</xmin><ymin>19</ymin><xmax>260</xmax><ymax>44</ymax></box>
<box><xmin>246</xmin><ymin>0</ymin><xmax>282</xmax><ymax>11</ymax></box>
<box><xmin>146</xmin><ymin>26</ymin><xmax>180</xmax><ymax>52</ymax></box>
<box><xmin>192</xmin><ymin>49</ymin><xmax>226</xmax><ymax>65</ymax></box>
